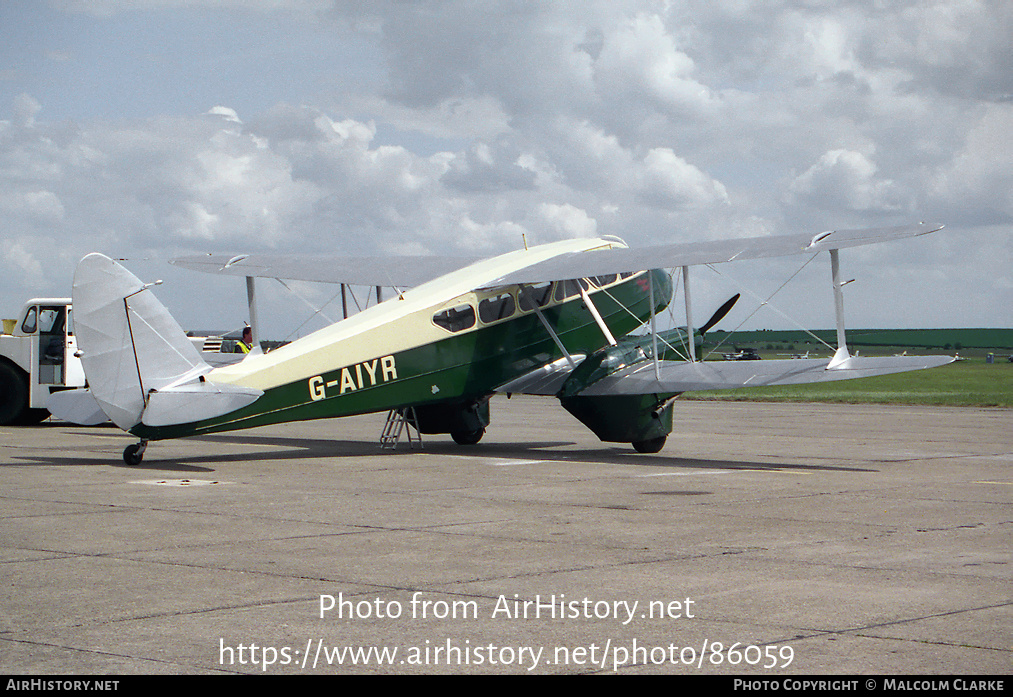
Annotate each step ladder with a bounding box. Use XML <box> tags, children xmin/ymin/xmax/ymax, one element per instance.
<box><xmin>379</xmin><ymin>407</ymin><xmax>422</xmax><ymax>449</ymax></box>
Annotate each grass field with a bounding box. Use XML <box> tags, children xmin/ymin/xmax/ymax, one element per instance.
<box><xmin>682</xmin><ymin>359</ymin><xmax>1013</xmax><ymax>408</ymax></box>
<box><xmin>705</xmin><ymin>327</ymin><xmax>1013</xmax><ymax>351</ymax></box>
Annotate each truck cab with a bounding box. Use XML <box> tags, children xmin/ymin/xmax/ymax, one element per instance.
<box><xmin>1</xmin><ymin>299</ymin><xmax>86</xmax><ymax>425</ymax></box>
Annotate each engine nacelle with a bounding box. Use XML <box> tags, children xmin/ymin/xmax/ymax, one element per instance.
<box><xmin>557</xmin><ymin>344</ymin><xmax>678</xmax><ymax>451</ymax></box>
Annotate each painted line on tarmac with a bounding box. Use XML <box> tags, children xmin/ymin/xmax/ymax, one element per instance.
<box><xmin>636</xmin><ymin>470</ymin><xmax>730</xmax><ymax>477</ymax></box>
<box><xmin>437</xmin><ymin>454</ymin><xmax>549</xmax><ymax>467</ymax></box>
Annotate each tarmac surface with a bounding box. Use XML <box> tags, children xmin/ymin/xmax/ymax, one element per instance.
<box><xmin>1</xmin><ymin>397</ymin><xmax>1009</xmax><ymax>675</ymax></box>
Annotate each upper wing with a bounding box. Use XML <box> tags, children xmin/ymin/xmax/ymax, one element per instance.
<box><xmin>169</xmin><ymin>253</ymin><xmax>483</xmax><ymax>287</ymax></box>
<box><xmin>485</xmin><ymin>222</ymin><xmax>943</xmax><ymax>286</ymax></box>
<box><xmin>169</xmin><ymin>223</ymin><xmax>942</xmax><ymax>288</ymax></box>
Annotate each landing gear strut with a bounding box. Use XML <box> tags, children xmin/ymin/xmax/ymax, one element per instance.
<box><xmin>123</xmin><ymin>440</ymin><xmax>148</xmax><ymax>466</ymax></box>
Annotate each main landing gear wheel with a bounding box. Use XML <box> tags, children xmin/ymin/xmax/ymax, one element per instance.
<box><xmin>451</xmin><ymin>428</ymin><xmax>484</xmax><ymax>445</ymax></box>
<box><xmin>123</xmin><ymin>441</ymin><xmax>148</xmax><ymax>466</ymax></box>
<box><xmin>632</xmin><ymin>436</ymin><xmax>667</xmax><ymax>454</ymax></box>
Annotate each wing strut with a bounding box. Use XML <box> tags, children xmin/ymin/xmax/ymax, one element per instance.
<box><xmin>245</xmin><ymin>276</ymin><xmax>263</xmax><ymax>356</ymax></box>
<box><xmin>682</xmin><ymin>265</ymin><xmax>696</xmax><ymax>362</ymax></box>
<box><xmin>827</xmin><ymin>249</ymin><xmax>851</xmax><ymax>369</ymax></box>
<box><xmin>649</xmin><ymin>272</ymin><xmax>660</xmax><ymax>380</ymax></box>
<box><xmin>578</xmin><ymin>284</ymin><xmax>617</xmax><ymax>346</ymax></box>
<box><xmin>533</xmin><ymin>306</ymin><xmax>577</xmax><ymax>369</ymax></box>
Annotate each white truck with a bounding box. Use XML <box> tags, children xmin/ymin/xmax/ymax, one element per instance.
<box><xmin>2</xmin><ymin>298</ymin><xmax>248</xmax><ymax>426</ymax></box>
<box><xmin>1</xmin><ymin>298</ymin><xmax>85</xmax><ymax>425</ymax></box>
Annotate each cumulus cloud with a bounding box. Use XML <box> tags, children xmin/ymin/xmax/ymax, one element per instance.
<box><xmin>538</xmin><ymin>203</ymin><xmax>597</xmax><ymax>241</ymax></box>
<box><xmin>638</xmin><ymin>148</ymin><xmax>729</xmax><ymax>209</ymax></box>
<box><xmin>594</xmin><ymin>12</ymin><xmax>715</xmax><ymax>117</ymax></box>
<box><xmin>0</xmin><ymin>189</ymin><xmax>65</xmax><ymax>220</ymax></box>
<box><xmin>12</xmin><ymin>94</ymin><xmax>41</xmax><ymax>128</ymax></box>
<box><xmin>1</xmin><ymin>1</ymin><xmax>1009</xmax><ymax>330</ymax></box>
<box><xmin>787</xmin><ymin>149</ymin><xmax>908</xmax><ymax>212</ymax></box>
<box><xmin>1</xmin><ymin>239</ymin><xmax>46</xmax><ymax>289</ymax></box>
<box><xmin>440</xmin><ymin>141</ymin><xmax>538</xmax><ymax>193</ymax></box>
<box><xmin>928</xmin><ymin>104</ymin><xmax>1013</xmax><ymax>224</ymax></box>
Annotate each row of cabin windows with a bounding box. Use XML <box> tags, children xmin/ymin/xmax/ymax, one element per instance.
<box><xmin>431</xmin><ymin>273</ymin><xmax>635</xmax><ymax>333</ymax></box>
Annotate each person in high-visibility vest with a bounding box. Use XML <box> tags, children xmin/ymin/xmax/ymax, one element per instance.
<box><xmin>239</xmin><ymin>326</ymin><xmax>253</xmax><ymax>354</ymax></box>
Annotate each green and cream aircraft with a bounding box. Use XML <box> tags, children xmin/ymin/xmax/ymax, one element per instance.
<box><xmin>68</xmin><ymin>223</ymin><xmax>952</xmax><ymax>465</ymax></box>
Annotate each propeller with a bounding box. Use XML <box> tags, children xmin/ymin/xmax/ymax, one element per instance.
<box><xmin>698</xmin><ymin>293</ymin><xmax>740</xmax><ymax>335</ymax></box>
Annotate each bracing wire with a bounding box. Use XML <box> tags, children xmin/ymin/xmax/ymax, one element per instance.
<box><xmin>702</xmin><ymin>253</ymin><xmax>837</xmax><ymax>359</ymax></box>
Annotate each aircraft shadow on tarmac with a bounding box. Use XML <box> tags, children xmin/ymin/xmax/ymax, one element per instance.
<box><xmin>8</xmin><ymin>428</ymin><xmax>876</xmax><ymax>474</ymax></box>
<box><xmin>97</xmin><ymin>433</ymin><xmax>877</xmax><ymax>474</ymax></box>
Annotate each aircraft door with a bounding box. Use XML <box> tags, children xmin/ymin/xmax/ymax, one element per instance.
<box><xmin>63</xmin><ymin>308</ymin><xmax>84</xmax><ymax>387</ymax></box>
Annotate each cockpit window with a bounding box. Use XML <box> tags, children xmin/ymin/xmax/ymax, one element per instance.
<box><xmin>21</xmin><ymin>307</ymin><xmax>38</xmax><ymax>334</ymax></box>
<box><xmin>478</xmin><ymin>292</ymin><xmax>516</xmax><ymax>324</ymax></box>
<box><xmin>433</xmin><ymin>304</ymin><xmax>476</xmax><ymax>333</ymax></box>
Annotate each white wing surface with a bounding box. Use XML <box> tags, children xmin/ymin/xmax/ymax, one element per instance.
<box><xmin>576</xmin><ymin>355</ymin><xmax>955</xmax><ymax>396</ymax></box>
<box><xmin>169</xmin><ymin>223</ymin><xmax>943</xmax><ymax>289</ymax></box>
<box><xmin>487</xmin><ymin>223</ymin><xmax>943</xmax><ymax>286</ymax></box>
<box><xmin>169</xmin><ymin>253</ymin><xmax>482</xmax><ymax>287</ymax></box>
<box><xmin>172</xmin><ymin>222</ymin><xmax>940</xmax><ymax>287</ymax></box>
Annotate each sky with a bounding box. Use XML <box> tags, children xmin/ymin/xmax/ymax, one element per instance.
<box><xmin>1</xmin><ymin>0</ymin><xmax>1010</xmax><ymax>340</ymax></box>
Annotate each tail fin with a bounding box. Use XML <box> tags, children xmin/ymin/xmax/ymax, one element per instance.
<box><xmin>73</xmin><ymin>254</ymin><xmax>260</xmax><ymax>431</ymax></box>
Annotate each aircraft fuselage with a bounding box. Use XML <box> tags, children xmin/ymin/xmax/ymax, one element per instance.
<box><xmin>129</xmin><ymin>266</ymin><xmax>672</xmax><ymax>441</ymax></box>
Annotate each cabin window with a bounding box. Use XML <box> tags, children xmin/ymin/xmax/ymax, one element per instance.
<box><xmin>433</xmin><ymin>304</ymin><xmax>476</xmax><ymax>333</ymax></box>
<box><xmin>591</xmin><ymin>274</ymin><xmax>618</xmax><ymax>288</ymax></box>
<box><xmin>478</xmin><ymin>292</ymin><xmax>516</xmax><ymax>324</ymax></box>
<box><xmin>518</xmin><ymin>282</ymin><xmax>553</xmax><ymax>311</ymax></box>
<box><xmin>553</xmin><ymin>278</ymin><xmax>589</xmax><ymax>302</ymax></box>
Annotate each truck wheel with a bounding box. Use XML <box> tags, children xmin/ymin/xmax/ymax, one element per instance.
<box><xmin>0</xmin><ymin>362</ymin><xmax>29</xmax><ymax>426</ymax></box>
<box><xmin>16</xmin><ymin>408</ymin><xmax>50</xmax><ymax>426</ymax></box>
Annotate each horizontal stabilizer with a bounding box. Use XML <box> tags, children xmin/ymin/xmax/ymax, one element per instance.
<box><xmin>46</xmin><ymin>389</ymin><xmax>109</xmax><ymax>425</ymax></box>
<box><xmin>141</xmin><ymin>381</ymin><xmax>263</xmax><ymax>427</ymax></box>
<box><xmin>577</xmin><ymin>355</ymin><xmax>955</xmax><ymax>396</ymax></box>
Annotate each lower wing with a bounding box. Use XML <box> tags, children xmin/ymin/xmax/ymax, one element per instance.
<box><xmin>574</xmin><ymin>355</ymin><xmax>955</xmax><ymax>396</ymax></box>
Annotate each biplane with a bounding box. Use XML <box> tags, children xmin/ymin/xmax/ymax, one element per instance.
<box><xmin>68</xmin><ymin>223</ymin><xmax>953</xmax><ymax>464</ymax></box>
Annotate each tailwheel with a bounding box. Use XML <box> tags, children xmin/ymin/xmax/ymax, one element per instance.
<box><xmin>632</xmin><ymin>436</ymin><xmax>667</xmax><ymax>454</ymax></box>
<box><xmin>123</xmin><ymin>441</ymin><xmax>148</xmax><ymax>466</ymax></box>
<box><xmin>451</xmin><ymin>428</ymin><xmax>484</xmax><ymax>445</ymax></box>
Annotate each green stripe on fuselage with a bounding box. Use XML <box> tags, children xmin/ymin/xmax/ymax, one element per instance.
<box><xmin>129</xmin><ymin>270</ymin><xmax>672</xmax><ymax>441</ymax></box>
